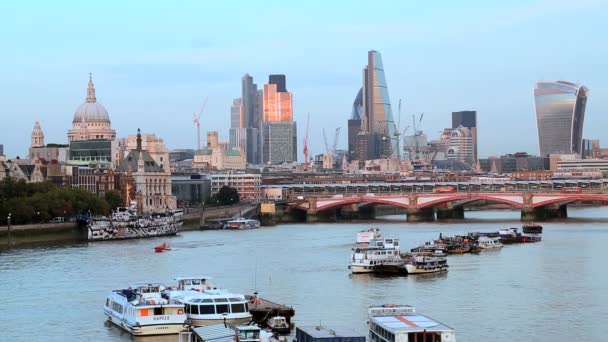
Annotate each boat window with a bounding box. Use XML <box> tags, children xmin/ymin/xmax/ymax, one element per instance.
<box><xmin>240</xmin><ymin>330</ymin><xmax>260</xmax><ymax>340</ymax></box>
<box><xmin>231</xmin><ymin>303</ymin><xmax>246</xmax><ymax>313</ymax></box>
<box><xmin>191</xmin><ymin>305</ymin><xmax>199</xmax><ymax>315</ymax></box>
<box><xmin>215</xmin><ymin>304</ymin><xmax>229</xmax><ymax>314</ymax></box>
<box><xmin>154</xmin><ymin>307</ymin><xmax>163</xmax><ymax>315</ymax></box>
<box><xmin>214</xmin><ymin>298</ymin><xmax>229</xmax><ymax>302</ymax></box>
<box><xmin>201</xmin><ymin>299</ymin><xmax>213</xmax><ymax>303</ymax></box>
<box><xmin>228</xmin><ymin>298</ymin><xmax>242</xmax><ymax>302</ymax></box>
<box><xmin>185</xmin><ymin>280</ymin><xmax>192</xmax><ymax>285</ymax></box>
<box><xmin>105</xmin><ymin>299</ymin><xmax>109</xmax><ymax>307</ymax></box>
<box><xmin>199</xmin><ymin>305</ymin><xmax>215</xmax><ymax>315</ymax></box>
<box><xmin>192</xmin><ymin>279</ymin><xmax>201</xmax><ymax>285</ymax></box>
<box><xmin>244</xmin><ymin>303</ymin><xmax>249</xmax><ymax>311</ymax></box>
<box><xmin>185</xmin><ymin>304</ymin><xmax>190</xmax><ymax>313</ymax></box>
<box><xmin>408</xmin><ymin>332</ymin><xmax>440</xmax><ymax>342</ymax></box>
<box><xmin>191</xmin><ymin>299</ymin><xmax>202</xmax><ymax>303</ymax></box>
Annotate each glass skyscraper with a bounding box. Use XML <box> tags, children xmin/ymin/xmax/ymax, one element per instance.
<box><xmin>534</xmin><ymin>81</ymin><xmax>589</xmax><ymax>156</ymax></box>
<box><xmin>362</xmin><ymin>50</ymin><xmax>398</xmax><ymax>158</ymax></box>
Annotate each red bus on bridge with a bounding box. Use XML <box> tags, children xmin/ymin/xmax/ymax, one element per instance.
<box><xmin>560</xmin><ymin>187</ymin><xmax>582</xmax><ymax>194</ymax></box>
<box><xmin>433</xmin><ymin>186</ymin><xmax>456</xmax><ymax>193</ymax></box>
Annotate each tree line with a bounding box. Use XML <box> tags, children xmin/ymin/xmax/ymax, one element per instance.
<box><xmin>0</xmin><ymin>177</ymin><xmax>123</xmax><ymax>225</ymax></box>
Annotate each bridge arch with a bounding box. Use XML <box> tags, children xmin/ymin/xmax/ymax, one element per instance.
<box><xmin>417</xmin><ymin>193</ymin><xmax>525</xmax><ymax>209</ymax></box>
<box><xmin>532</xmin><ymin>194</ymin><xmax>608</xmax><ymax>208</ymax></box>
<box><xmin>314</xmin><ymin>197</ymin><xmax>410</xmax><ymax>212</ymax></box>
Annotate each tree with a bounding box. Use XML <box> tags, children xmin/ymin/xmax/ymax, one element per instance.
<box><xmin>209</xmin><ymin>186</ymin><xmax>240</xmax><ymax>206</ymax></box>
<box><xmin>104</xmin><ymin>191</ymin><xmax>124</xmax><ymax>211</ymax></box>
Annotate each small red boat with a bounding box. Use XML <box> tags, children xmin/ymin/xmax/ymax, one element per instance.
<box><xmin>154</xmin><ymin>242</ymin><xmax>172</xmax><ymax>253</ymax></box>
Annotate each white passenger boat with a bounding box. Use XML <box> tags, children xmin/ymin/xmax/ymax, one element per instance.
<box><xmin>368</xmin><ymin>305</ymin><xmax>455</xmax><ymax>342</ymax></box>
<box><xmin>350</xmin><ymin>238</ymin><xmax>406</xmax><ymax>274</ymax></box>
<box><xmin>356</xmin><ymin>227</ymin><xmax>382</xmax><ymax>244</ymax></box>
<box><xmin>164</xmin><ymin>277</ymin><xmax>253</xmax><ymax>327</ymax></box>
<box><xmin>267</xmin><ymin>315</ymin><xmax>290</xmax><ymax>333</ymax></box>
<box><xmin>477</xmin><ymin>236</ymin><xmax>504</xmax><ymax>249</ymax></box>
<box><xmin>225</xmin><ymin>218</ymin><xmax>260</xmax><ymax>229</ymax></box>
<box><xmin>404</xmin><ymin>252</ymin><xmax>449</xmax><ymax>275</ymax></box>
<box><xmin>104</xmin><ymin>283</ymin><xmax>187</xmax><ymax>336</ymax></box>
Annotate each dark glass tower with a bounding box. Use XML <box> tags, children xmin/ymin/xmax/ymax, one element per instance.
<box><xmin>534</xmin><ymin>81</ymin><xmax>589</xmax><ymax>156</ymax></box>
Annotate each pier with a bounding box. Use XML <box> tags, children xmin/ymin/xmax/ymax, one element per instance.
<box><xmin>246</xmin><ymin>295</ymin><xmax>295</xmax><ymax>325</ymax></box>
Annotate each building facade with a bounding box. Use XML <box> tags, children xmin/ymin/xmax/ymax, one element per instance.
<box><xmin>452</xmin><ymin>111</ymin><xmax>477</xmax><ymax>162</ymax></box>
<box><xmin>446</xmin><ymin>126</ymin><xmax>474</xmax><ymax>165</ymax></box>
<box><xmin>534</xmin><ymin>81</ymin><xmax>589</xmax><ymax>156</ymax></box>
<box><xmin>261</xmin><ymin>122</ymin><xmax>297</xmax><ymax>164</ymax></box>
<box><xmin>210</xmin><ymin>173</ymin><xmax>262</xmax><ymax>202</ymax></box>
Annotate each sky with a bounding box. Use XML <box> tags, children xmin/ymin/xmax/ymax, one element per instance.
<box><xmin>1</xmin><ymin>0</ymin><xmax>607</xmax><ymax>159</ymax></box>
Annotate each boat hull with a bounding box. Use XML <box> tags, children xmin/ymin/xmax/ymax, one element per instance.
<box><xmin>105</xmin><ymin>313</ymin><xmax>186</xmax><ymax>336</ymax></box>
<box><xmin>88</xmin><ymin>223</ymin><xmax>181</xmax><ymax>241</ymax></box>
<box><xmin>405</xmin><ymin>264</ymin><xmax>449</xmax><ymax>274</ymax></box>
<box><xmin>350</xmin><ymin>264</ymin><xmax>405</xmax><ymax>274</ymax></box>
<box><xmin>188</xmin><ymin>316</ymin><xmax>252</xmax><ymax>327</ymax></box>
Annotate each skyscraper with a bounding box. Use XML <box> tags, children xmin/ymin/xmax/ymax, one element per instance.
<box><xmin>241</xmin><ymin>74</ymin><xmax>261</xmax><ymax>164</ymax></box>
<box><xmin>229</xmin><ymin>98</ymin><xmax>247</xmax><ymax>151</ymax></box>
<box><xmin>361</xmin><ymin>50</ymin><xmax>398</xmax><ymax>158</ymax></box>
<box><xmin>452</xmin><ymin>111</ymin><xmax>477</xmax><ymax>162</ymax></box>
<box><xmin>348</xmin><ymin>88</ymin><xmax>363</xmax><ymax>161</ymax></box>
<box><xmin>260</xmin><ymin>75</ymin><xmax>297</xmax><ymax>163</ymax></box>
<box><xmin>534</xmin><ymin>81</ymin><xmax>589</xmax><ymax>156</ymax></box>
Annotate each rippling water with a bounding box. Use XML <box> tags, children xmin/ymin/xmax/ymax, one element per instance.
<box><xmin>1</xmin><ymin>208</ymin><xmax>607</xmax><ymax>342</ymax></box>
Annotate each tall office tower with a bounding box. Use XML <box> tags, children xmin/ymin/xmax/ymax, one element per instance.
<box><xmin>241</xmin><ymin>74</ymin><xmax>261</xmax><ymax>163</ymax></box>
<box><xmin>452</xmin><ymin>111</ymin><xmax>477</xmax><ymax>162</ymax></box>
<box><xmin>268</xmin><ymin>74</ymin><xmax>287</xmax><ymax>92</ymax></box>
<box><xmin>229</xmin><ymin>98</ymin><xmax>247</xmax><ymax>151</ymax></box>
<box><xmin>261</xmin><ymin>122</ymin><xmax>297</xmax><ymax>164</ymax></box>
<box><xmin>446</xmin><ymin>126</ymin><xmax>475</xmax><ymax>165</ymax></box>
<box><xmin>260</xmin><ymin>75</ymin><xmax>297</xmax><ymax>163</ymax></box>
<box><xmin>348</xmin><ymin>88</ymin><xmax>363</xmax><ymax>161</ymax></box>
<box><xmin>534</xmin><ymin>81</ymin><xmax>589</xmax><ymax>156</ymax></box>
<box><xmin>361</xmin><ymin>50</ymin><xmax>398</xmax><ymax>158</ymax></box>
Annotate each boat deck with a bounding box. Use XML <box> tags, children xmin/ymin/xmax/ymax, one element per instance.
<box><xmin>245</xmin><ymin>295</ymin><xmax>295</xmax><ymax>325</ymax></box>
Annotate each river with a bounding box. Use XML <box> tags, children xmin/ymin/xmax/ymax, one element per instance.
<box><xmin>1</xmin><ymin>208</ymin><xmax>607</xmax><ymax>342</ymax></box>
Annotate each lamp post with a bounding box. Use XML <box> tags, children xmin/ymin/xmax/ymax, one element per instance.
<box><xmin>37</xmin><ymin>211</ymin><xmax>40</xmax><ymax>225</ymax></box>
<box><xmin>7</xmin><ymin>213</ymin><xmax>12</xmax><ymax>247</ymax></box>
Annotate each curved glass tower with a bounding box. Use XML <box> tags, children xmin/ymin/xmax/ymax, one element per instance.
<box><xmin>534</xmin><ymin>81</ymin><xmax>588</xmax><ymax>156</ymax></box>
<box><xmin>362</xmin><ymin>50</ymin><xmax>398</xmax><ymax>158</ymax></box>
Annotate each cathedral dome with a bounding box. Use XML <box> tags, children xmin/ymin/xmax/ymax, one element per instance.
<box><xmin>72</xmin><ymin>74</ymin><xmax>111</xmax><ymax>123</ymax></box>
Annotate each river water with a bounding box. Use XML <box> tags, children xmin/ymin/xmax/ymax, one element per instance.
<box><xmin>1</xmin><ymin>208</ymin><xmax>607</xmax><ymax>342</ymax></box>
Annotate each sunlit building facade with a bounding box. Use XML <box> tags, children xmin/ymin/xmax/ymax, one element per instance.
<box><xmin>534</xmin><ymin>81</ymin><xmax>589</xmax><ymax>156</ymax></box>
<box><xmin>263</xmin><ymin>83</ymin><xmax>293</xmax><ymax>122</ymax></box>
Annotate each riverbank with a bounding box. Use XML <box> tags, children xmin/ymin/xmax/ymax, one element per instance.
<box><xmin>0</xmin><ymin>222</ymin><xmax>85</xmax><ymax>248</ymax></box>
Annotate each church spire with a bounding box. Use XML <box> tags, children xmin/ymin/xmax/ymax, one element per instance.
<box><xmin>86</xmin><ymin>73</ymin><xmax>96</xmax><ymax>103</ymax></box>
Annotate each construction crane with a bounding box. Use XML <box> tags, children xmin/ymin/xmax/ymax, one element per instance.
<box><xmin>303</xmin><ymin>113</ymin><xmax>310</xmax><ymax>167</ymax></box>
<box><xmin>332</xmin><ymin>127</ymin><xmax>341</xmax><ymax>155</ymax></box>
<box><xmin>193</xmin><ymin>97</ymin><xmax>208</xmax><ymax>150</ymax></box>
<box><xmin>323</xmin><ymin>128</ymin><xmax>330</xmax><ymax>155</ymax></box>
<box><xmin>393</xmin><ymin>99</ymin><xmax>403</xmax><ymax>159</ymax></box>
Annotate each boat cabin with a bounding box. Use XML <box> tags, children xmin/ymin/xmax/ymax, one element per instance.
<box><xmin>370</xmin><ymin>238</ymin><xmax>400</xmax><ymax>249</ymax></box>
<box><xmin>182</xmin><ymin>324</ymin><xmax>261</xmax><ymax>342</ymax></box>
<box><xmin>175</xmin><ymin>277</ymin><xmax>217</xmax><ymax>291</ymax></box>
<box><xmin>295</xmin><ymin>326</ymin><xmax>365</xmax><ymax>342</ymax></box>
<box><xmin>368</xmin><ymin>305</ymin><xmax>455</xmax><ymax>342</ymax></box>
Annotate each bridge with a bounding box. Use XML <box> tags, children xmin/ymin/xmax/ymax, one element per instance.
<box><xmin>263</xmin><ymin>179</ymin><xmax>608</xmax><ymax>222</ymax></box>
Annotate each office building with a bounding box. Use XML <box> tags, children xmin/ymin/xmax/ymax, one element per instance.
<box><xmin>241</xmin><ymin>74</ymin><xmax>261</xmax><ymax>164</ymax></box>
<box><xmin>263</xmin><ymin>82</ymin><xmax>293</xmax><ymax>122</ymax></box>
<box><xmin>361</xmin><ymin>50</ymin><xmax>398</xmax><ymax>158</ymax></box>
<box><xmin>452</xmin><ymin>111</ymin><xmax>477</xmax><ymax>161</ymax></box>
<box><xmin>262</xmin><ymin>122</ymin><xmax>297</xmax><ymax>164</ymax></box>
<box><xmin>348</xmin><ymin>88</ymin><xmax>363</xmax><ymax>161</ymax></box>
<box><xmin>445</xmin><ymin>126</ymin><xmax>474</xmax><ymax>165</ymax></box>
<box><xmin>210</xmin><ymin>173</ymin><xmax>262</xmax><ymax>202</ymax></box>
<box><xmin>534</xmin><ymin>81</ymin><xmax>589</xmax><ymax>156</ymax></box>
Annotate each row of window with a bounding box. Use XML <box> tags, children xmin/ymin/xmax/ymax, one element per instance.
<box><xmin>370</xmin><ymin>323</ymin><xmax>395</xmax><ymax>342</ymax></box>
<box><xmin>184</xmin><ymin>303</ymin><xmax>248</xmax><ymax>315</ymax></box>
<box><xmin>107</xmin><ymin>299</ymin><xmax>125</xmax><ymax>315</ymax></box>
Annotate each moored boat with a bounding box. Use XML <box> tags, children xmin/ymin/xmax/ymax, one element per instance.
<box><xmin>225</xmin><ymin>218</ymin><xmax>260</xmax><ymax>230</ymax></box>
<box><xmin>499</xmin><ymin>228</ymin><xmax>521</xmax><ymax>244</ymax></box>
<box><xmin>522</xmin><ymin>223</ymin><xmax>543</xmax><ymax>234</ymax></box>
<box><xmin>88</xmin><ymin>200</ymin><xmax>183</xmax><ymax>241</ymax></box>
<box><xmin>163</xmin><ymin>277</ymin><xmax>253</xmax><ymax>327</ymax></box>
<box><xmin>350</xmin><ymin>238</ymin><xmax>406</xmax><ymax>274</ymax></box>
<box><xmin>404</xmin><ymin>251</ymin><xmax>449</xmax><ymax>275</ymax></box>
<box><xmin>267</xmin><ymin>316</ymin><xmax>290</xmax><ymax>333</ymax></box>
<box><xmin>519</xmin><ymin>233</ymin><xmax>542</xmax><ymax>243</ymax></box>
<box><xmin>477</xmin><ymin>236</ymin><xmax>503</xmax><ymax>249</ymax></box>
<box><xmin>104</xmin><ymin>283</ymin><xmax>187</xmax><ymax>336</ymax></box>
<box><xmin>368</xmin><ymin>305</ymin><xmax>456</xmax><ymax>342</ymax></box>
<box><xmin>356</xmin><ymin>227</ymin><xmax>382</xmax><ymax>244</ymax></box>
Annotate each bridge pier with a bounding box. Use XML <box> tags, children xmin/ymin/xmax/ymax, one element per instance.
<box><xmin>436</xmin><ymin>206</ymin><xmax>465</xmax><ymax>220</ymax></box>
<box><xmin>406</xmin><ymin>208</ymin><xmax>435</xmax><ymax>222</ymax></box>
<box><xmin>521</xmin><ymin>204</ymin><xmax>568</xmax><ymax>221</ymax></box>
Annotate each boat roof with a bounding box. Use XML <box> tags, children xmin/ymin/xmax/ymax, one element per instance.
<box><xmin>297</xmin><ymin>326</ymin><xmax>364</xmax><ymax>339</ymax></box>
<box><xmin>175</xmin><ymin>276</ymin><xmax>214</xmax><ymax>281</ymax></box>
<box><xmin>370</xmin><ymin>314</ymin><xmax>454</xmax><ymax>334</ymax></box>
<box><xmin>192</xmin><ymin>324</ymin><xmax>236</xmax><ymax>341</ymax></box>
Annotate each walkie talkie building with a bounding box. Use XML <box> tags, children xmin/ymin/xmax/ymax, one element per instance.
<box><xmin>534</xmin><ymin>81</ymin><xmax>589</xmax><ymax>156</ymax></box>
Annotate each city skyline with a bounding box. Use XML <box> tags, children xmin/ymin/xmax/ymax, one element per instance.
<box><xmin>1</xmin><ymin>1</ymin><xmax>607</xmax><ymax>158</ymax></box>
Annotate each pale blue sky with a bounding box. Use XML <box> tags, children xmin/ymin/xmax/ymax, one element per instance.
<box><xmin>1</xmin><ymin>0</ymin><xmax>607</xmax><ymax>159</ymax></box>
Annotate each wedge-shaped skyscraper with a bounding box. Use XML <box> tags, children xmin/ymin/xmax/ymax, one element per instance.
<box><xmin>534</xmin><ymin>81</ymin><xmax>588</xmax><ymax>156</ymax></box>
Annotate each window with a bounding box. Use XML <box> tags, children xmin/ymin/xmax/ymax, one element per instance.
<box><xmin>214</xmin><ymin>298</ymin><xmax>228</xmax><ymax>302</ymax></box>
<box><xmin>199</xmin><ymin>305</ymin><xmax>215</xmax><ymax>315</ymax></box>
<box><xmin>215</xmin><ymin>304</ymin><xmax>229</xmax><ymax>314</ymax></box>
<box><xmin>191</xmin><ymin>305</ymin><xmax>199</xmax><ymax>315</ymax></box>
<box><xmin>231</xmin><ymin>303</ymin><xmax>245</xmax><ymax>313</ymax></box>
<box><xmin>154</xmin><ymin>307</ymin><xmax>163</xmax><ymax>315</ymax></box>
